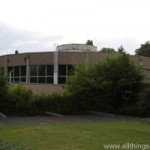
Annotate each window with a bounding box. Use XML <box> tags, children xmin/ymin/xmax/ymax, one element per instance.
<box><xmin>58</xmin><ymin>77</ymin><xmax>66</xmax><ymax>84</ymax></box>
<box><xmin>68</xmin><ymin>65</ymin><xmax>74</xmax><ymax>75</ymax></box>
<box><xmin>14</xmin><ymin>66</ymin><xmax>20</xmax><ymax>77</ymax></box>
<box><xmin>47</xmin><ymin>77</ymin><xmax>53</xmax><ymax>84</ymax></box>
<box><xmin>38</xmin><ymin>77</ymin><xmax>46</xmax><ymax>83</ymax></box>
<box><xmin>30</xmin><ymin>65</ymin><xmax>54</xmax><ymax>84</ymax></box>
<box><xmin>38</xmin><ymin>65</ymin><xmax>46</xmax><ymax>76</ymax></box>
<box><xmin>7</xmin><ymin>66</ymin><xmax>26</xmax><ymax>83</ymax></box>
<box><xmin>58</xmin><ymin>64</ymin><xmax>74</xmax><ymax>84</ymax></box>
<box><xmin>30</xmin><ymin>66</ymin><xmax>37</xmax><ymax>76</ymax></box>
<box><xmin>30</xmin><ymin>77</ymin><xmax>37</xmax><ymax>83</ymax></box>
<box><xmin>21</xmin><ymin>66</ymin><xmax>26</xmax><ymax>76</ymax></box>
<box><xmin>59</xmin><ymin>65</ymin><xmax>66</xmax><ymax>76</ymax></box>
<box><xmin>47</xmin><ymin>65</ymin><xmax>53</xmax><ymax>76</ymax></box>
<box><xmin>7</xmin><ymin>65</ymin><xmax>54</xmax><ymax>84</ymax></box>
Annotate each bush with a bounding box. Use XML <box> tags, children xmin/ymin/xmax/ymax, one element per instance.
<box><xmin>64</xmin><ymin>53</ymin><xmax>144</xmax><ymax>113</ymax></box>
<box><xmin>136</xmin><ymin>83</ymin><xmax>150</xmax><ymax>117</ymax></box>
<box><xmin>6</xmin><ymin>84</ymin><xmax>35</xmax><ymax>116</ymax></box>
<box><xmin>0</xmin><ymin>69</ymin><xmax>9</xmax><ymax>115</ymax></box>
<box><xmin>33</xmin><ymin>93</ymin><xmax>69</xmax><ymax>115</ymax></box>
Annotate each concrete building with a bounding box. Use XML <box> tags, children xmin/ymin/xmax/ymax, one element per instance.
<box><xmin>0</xmin><ymin>43</ymin><xmax>150</xmax><ymax>95</ymax></box>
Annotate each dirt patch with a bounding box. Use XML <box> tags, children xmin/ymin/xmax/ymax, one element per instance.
<box><xmin>0</xmin><ymin>115</ymin><xmax>141</xmax><ymax>125</ymax></box>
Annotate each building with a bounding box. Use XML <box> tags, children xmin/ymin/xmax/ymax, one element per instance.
<box><xmin>0</xmin><ymin>43</ymin><xmax>150</xmax><ymax>95</ymax></box>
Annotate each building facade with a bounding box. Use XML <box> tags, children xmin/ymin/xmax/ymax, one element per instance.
<box><xmin>0</xmin><ymin>43</ymin><xmax>150</xmax><ymax>95</ymax></box>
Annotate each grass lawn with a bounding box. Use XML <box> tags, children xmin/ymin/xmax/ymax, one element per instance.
<box><xmin>0</xmin><ymin>121</ymin><xmax>150</xmax><ymax>150</ymax></box>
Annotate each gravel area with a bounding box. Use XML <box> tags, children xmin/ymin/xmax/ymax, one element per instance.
<box><xmin>0</xmin><ymin>115</ymin><xmax>141</xmax><ymax>125</ymax></box>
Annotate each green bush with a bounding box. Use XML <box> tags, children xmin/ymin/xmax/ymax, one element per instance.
<box><xmin>136</xmin><ymin>83</ymin><xmax>150</xmax><ymax>117</ymax></box>
<box><xmin>33</xmin><ymin>93</ymin><xmax>69</xmax><ymax>115</ymax></box>
<box><xmin>6</xmin><ymin>84</ymin><xmax>35</xmax><ymax>116</ymax></box>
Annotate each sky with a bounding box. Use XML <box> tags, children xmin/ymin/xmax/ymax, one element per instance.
<box><xmin>0</xmin><ymin>0</ymin><xmax>150</xmax><ymax>55</ymax></box>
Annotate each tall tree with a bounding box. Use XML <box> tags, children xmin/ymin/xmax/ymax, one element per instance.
<box><xmin>100</xmin><ymin>47</ymin><xmax>115</xmax><ymax>52</ymax></box>
<box><xmin>135</xmin><ymin>41</ymin><xmax>150</xmax><ymax>57</ymax></box>
<box><xmin>86</xmin><ymin>40</ymin><xmax>93</xmax><ymax>45</ymax></box>
<box><xmin>64</xmin><ymin>52</ymin><xmax>144</xmax><ymax>113</ymax></box>
<box><xmin>0</xmin><ymin>69</ymin><xmax>8</xmax><ymax>97</ymax></box>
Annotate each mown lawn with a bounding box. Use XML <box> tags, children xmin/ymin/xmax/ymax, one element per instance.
<box><xmin>0</xmin><ymin>121</ymin><xmax>150</xmax><ymax>150</ymax></box>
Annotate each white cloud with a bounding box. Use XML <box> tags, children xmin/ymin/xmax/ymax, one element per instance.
<box><xmin>0</xmin><ymin>24</ymin><xmax>63</xmax><ymax>55</ymax></box>
<box><xmin>0</xmin><ymin>0</ymin><xmax>150</xmax><ymax>54</ymax></box>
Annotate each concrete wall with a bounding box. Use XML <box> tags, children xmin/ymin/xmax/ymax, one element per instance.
<box><xmin>57</xmin><ymin>44</ymin><xmax>97</xmax><ymax>52</ymax></box>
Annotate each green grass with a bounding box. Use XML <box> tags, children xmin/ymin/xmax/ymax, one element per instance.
<box><xmin>0</xmin><ymin>121</ymin><xmax>150</xmax><ymax>150</ymax></box>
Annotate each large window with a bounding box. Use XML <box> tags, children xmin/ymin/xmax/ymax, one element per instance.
<box><xmin>30</xmin><ymin>65</ymin><xmax>54</xmax><ymax>84</ymax></box>
<box><xmin>58</xmin><ymin>64</ymin><xmax>74</xmax><ymax>84</ymax></box>
<box><xmin>7</xmin><ymin>66</ymin><xmax>26</xmax><ymax>83</ymax></box>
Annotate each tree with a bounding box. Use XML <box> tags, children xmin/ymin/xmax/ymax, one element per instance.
<box><xmin>0</xmin><ymin>68</ymin><xmax>9</xmax><ymax>114</ymax></box>
<box><xmin>100</xmin><ymin>47</ymin><xmax>116</xmax><ymax>52</ymax></box>
<box><xmin>64</xmin><ymin>52</ymin><xmax>144</xmax><ymax>113</ymax></box>
<box><xmin>117</xmin><ymin>45</ymin><xmax>126</xmax><ymax>53</ymax></box>
<box><xmin>99</xmin><ymin>52</ymin><xmax>144</xmax><ymax>110</ymax></box>
<box><xmin>86</xmin><ymin>40</ymin><xmax>93</xmax><ymax>45</ymax></box>
<box><xmin>0</xmin><ymin>69</ymin><xmax>8</xmax><ymax>97</ymax></box>
<box><xmin>135</xmin><ymin>41</ymin><xmax>150</xmax><ymax>57</ymax></box>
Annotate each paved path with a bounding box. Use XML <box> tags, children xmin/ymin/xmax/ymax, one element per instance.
<box><xmin>0</xmin><ymin>115</ymin><xmax>141</xmax><ymax>125</ymax></box>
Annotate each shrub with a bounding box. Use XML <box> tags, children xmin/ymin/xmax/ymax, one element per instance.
<box><xmin>7</xmin><ymin>84</ymin><xmax>35</xmax><ymax>116</ymax></box>
<box><xmin>33</xmin><ymin>93</ymin><xmax>69</xmax><ymax>115</ymax></box>
<box><xmin>64</xmin><ymin>53</ymin><xmax>144</xmax><ymax>113</ymax></box>
<box><xmin>136</xmin><ymin>83</ymin><xmax>150</xmax><ymax>117</ymax></box>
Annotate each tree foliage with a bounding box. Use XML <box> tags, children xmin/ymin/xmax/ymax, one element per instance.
<box><xmin>135</xmin><ymin>41</ymin><xmax>150</xmax><ymax>57</ymax></box>
<box><xmin>0</xmin><ymin>69</ymin><xmax>8</xmax><ymax>97</ymax></box>
<box><xmin>100</xmin><ymin>47</ymin><xmax>116</xmax><ymax>52</ymax></box>
<box><xmin>64</xmin><ymin>52</ymin><xmax>144</xmax><ymax>113</ymax></box>
<box><xmin>86</xmin><ymin>40</ymin><xmax>93</xmax><ymax>45</ymax></box>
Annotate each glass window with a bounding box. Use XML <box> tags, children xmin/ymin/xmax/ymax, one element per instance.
<box><xmin>7</xmin><ymin>67</ymin><xmax>13</xmax><ymax>77</ymax></box>
<box><xmin>38</xmin><ymin>65</ymin><xmax>46</xmax><ymax>76</ymax></box>
<box><xmin>21</xmin><ymin>66</ymin><xmax>26</xmax><ymax>76</ymax></box>
<box><xmin>21</xmin><ymin>77</ymin><xmax>26</xmax><ymax>82</ymax></box>
<box><xmin>58</xmin><ymin>77</ymin><xmax>66</xmax><ymax>84</ymax></box>
<box><xmin>30</xmin><ymin>77</ymin><xmax>37</xmax><ymax>83</ymax></box>
<box><xmin>30</xmin><ymin>66</ymin><xmax>37</xmax><ymax>76</ymax></box>
<box><xmin>38</xmin><ymin>77</ymin><xmax>46</xmax><ymax>83</ymax></box>
<box><xmin>47</xmin><ymin>77</ymin><xmax>53</xmax><ymax>84</ymax></box>
<box><xmin>14</xmin><ymin>77</ymin><xmax>20</xmax><ymax>82</ymax></box>
<box><xmin>14</xmin><ymin>66</ymin><xmax>20</xmax><ymax>77</ymax></box>
<box><xmin>47</xmin><ymin>65</ymin><xmax>53</xmax><ymax>76</ymax></box>
<box><xmin>59</xmin><ymin>65</ymin><xmax>66</xmax><ymax>76</ymax></box>
<box><xmin>68</xmin><ymin>65</ymin><xmax>74</xmax><ymax>75</ymax></box>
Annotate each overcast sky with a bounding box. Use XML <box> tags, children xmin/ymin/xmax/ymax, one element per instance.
<box><xmin>0</xmin><ymin>0</ymin><xmax>150</xmax><ymax>55</ymax></box>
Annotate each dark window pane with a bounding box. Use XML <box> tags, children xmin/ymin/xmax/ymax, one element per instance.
<box><xmin>7</xmin><ymin>67</ymin><xmax>13</xmax><ymax>77</ymax></box>
<box><xmin>21</xmin><ymin>77</ymin><xmax>26</xmax><ymax>82</ymax></box>
<box><xmin>38</xmin><ymin>65</ymin><xmax>46</xmax><ymax>76</ymax></box>
<box><xmin>14</xmin><ymin>66</ymin><xmax>20</xmax><ymax>76</ymax></box>
<box><xmin>30</xmin><ymin>77</ymin><xmax>37</xmax><ymax>83</ymax></box>
<box><xmin>47</xmin><ymin>77</ymin><xmax>53</xmax><ymax>84</ymax></box>
<box><xmin>8</xmin><ymin>78</ymin><xmax>14</xmax><ymax>83</ymax></box>
<box><xmin>30</xmin><ymin>66</ymin><xmax>37</xmax><ymax>76</ymax></box>
<box><xmin>21</xmin><ymin>66</ymin><xmax>26</xmax><ymax>76</ymax></box>
<box><xmin>38</xmin><ymin>77</ymin><xmax>46</xmax><ymax>83</ymax></box>
<box><xmin>14</xmin><ymin>77</ymin><xmax>20</xmax><ymax>82</ymax></box>
<box><xmin>11</xmin><ymin>78</ymin><xmax>14</xmax><ymax>82</ymax></box>
<box><xmin>58</xmin><ymin>77</ymin><xmax>66</xmax><ymax>84</ymax></box>
<box><xmin>68</xmin><ymin>65</ymin><xmax>74</xmax><ymax>75</ymax></box>
<box><xmin>59</xmin><ymin>65</ymin><xmax>66</xmax><ymax>76</ymax></box>
<box><xmin>47</xmin><ymin>65</ymin><xmax>53</xmax><ymax>76</ymax></box>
